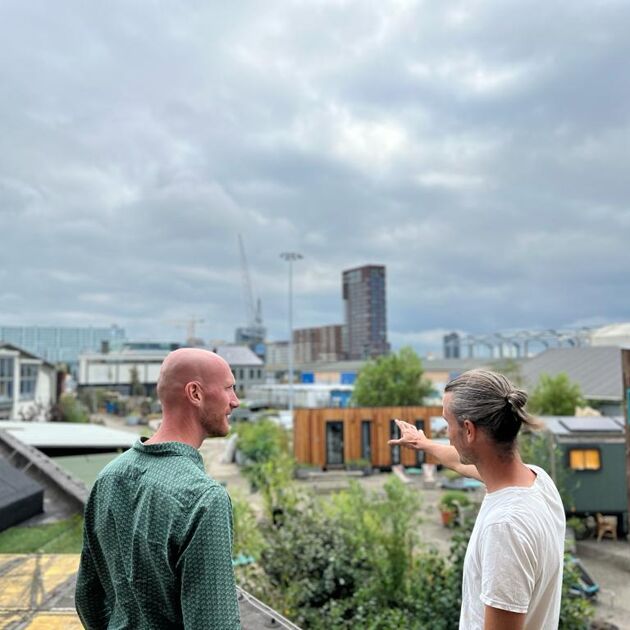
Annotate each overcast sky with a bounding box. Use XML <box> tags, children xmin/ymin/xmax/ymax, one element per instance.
<box><xmin>1</xmin><ymin>1</ymin><xmax>629</xmax><ymax>355</ymax></box>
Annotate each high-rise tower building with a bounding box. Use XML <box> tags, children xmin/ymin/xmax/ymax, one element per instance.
<box><xmin>443</xmin><ymin>332</ymin><xmax>461</xmax><ymax>359</ymax></box>
<box><xmin>342</xmin><ymin>265</ymin><xmax>389</xmax><ymax>360</ymax></box>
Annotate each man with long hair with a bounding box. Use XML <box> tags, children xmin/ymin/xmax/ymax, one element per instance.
<box><xmin>391</xmin><ymin>369</ymin><xmax>565</xmax><ymax>630</ymax></box>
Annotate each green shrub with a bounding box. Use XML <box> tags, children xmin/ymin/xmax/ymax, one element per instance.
<box><xmin>235</xmin><ymin>418</ymin><xmax>289</xmax><ymax>463</ymax></box>
<box><xmin>438</xmin><ymin>490</ymin><xmax>471</xmax><ymax>510</ymax></box>
<box><xmin>231</xmin><ymin>492</ymin><xmax>267</xmax><ymax>560</ymax></box>
<box><xmin>57</xmin><ymin>394</ymin><xmax>89</xmax><ymax>423</ymax></box>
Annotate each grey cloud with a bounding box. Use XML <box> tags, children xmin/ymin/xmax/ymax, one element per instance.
<box><xmin>1</xmin><ymin>0</ymin><xmax>629</xmax><ymax>354</ymax></box>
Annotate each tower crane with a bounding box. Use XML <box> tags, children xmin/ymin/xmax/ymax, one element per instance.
<box><xmin>237</xmin><ymin>234</ymin><xmax>266</xmax><ymax>352</ymax></box>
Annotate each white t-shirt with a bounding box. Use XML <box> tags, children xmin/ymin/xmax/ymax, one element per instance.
<box><xmin>460</xmin><ymin>465</ymin><xmax>565</xmax><ymax>630</ymax></box>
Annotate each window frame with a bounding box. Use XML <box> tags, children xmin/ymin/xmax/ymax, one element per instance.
<box><xmin>0</xmin><ymin>357</ymin><xmax>15</xmax><ymax>402</ymax></box>
<box><xmin>567</xmin><ymin>447</ymin><xmax>602</xmax><ymax>472</ymax></box>
<box><xmin>20</xmin><ymin>363</ymin><xmax>39</xmax><ymax>400</ymax></box>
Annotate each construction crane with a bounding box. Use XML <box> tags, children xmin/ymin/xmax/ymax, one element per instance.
<box><xmin>236</xmin><ymin>234</ymin><xmax>266</xmax><ymax>352</ymax></box>
<box><xmin>164</xmin><ymin>317</ymin><xmax>205</xmax><ymax>346</ymax></box>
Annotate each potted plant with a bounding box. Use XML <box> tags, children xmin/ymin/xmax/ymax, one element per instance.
<box><xmin>346</xmin><ymin>458</ymin><xmax>373</xmax><ymax>475</ymax></box>
<box><xmin>438</xmin><ymin>490</ymin><xmax>470</xmax><ymax>527</ymax></box>
<box><xmin>566</xmin><ymin>516</ymin><xmax>588</xmax><ymax>541</ymax></box>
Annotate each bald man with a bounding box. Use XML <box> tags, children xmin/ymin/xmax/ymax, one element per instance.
<box><xmin>76</xmin><ymin>349</ymin><xmax>241</xmax><ymax>629</ymax></box>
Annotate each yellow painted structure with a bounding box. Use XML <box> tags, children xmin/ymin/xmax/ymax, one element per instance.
<box><xmin>0</xmin><ymin>554</ymin><xmax>81</xmax><ymax>629</ymax></box>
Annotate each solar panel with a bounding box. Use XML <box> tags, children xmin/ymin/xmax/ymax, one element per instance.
<box><xmin>0</xmin><ymin>457</ymin><xmax>44</xmax><ymax>531</ymax></box>
<box><xmin>560</xmin><ymin>417</ymin><xmax>622</xmax><ymax>433</ymax></box>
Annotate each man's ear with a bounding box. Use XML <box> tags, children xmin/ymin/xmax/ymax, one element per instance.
<box><xmin>185</xmin><ymin>381</ymin><xmax>202</xmax><ymax>406</ymax></box>
<box><xmin>463</xmin><ymin>419</ymin><xmax>476</xmax><ymax>444</ymax></box>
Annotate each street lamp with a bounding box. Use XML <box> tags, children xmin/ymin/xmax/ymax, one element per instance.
<box><xmin>280</xmin><ymin>251</ymin><xmax>303</xmax><ymax>421</ymax></box>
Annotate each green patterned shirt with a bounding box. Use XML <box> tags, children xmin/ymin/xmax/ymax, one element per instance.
<box><xmin>76</xmin><ymin>438</ymin><xmax>241</xmax><ymax>629</ymax></box>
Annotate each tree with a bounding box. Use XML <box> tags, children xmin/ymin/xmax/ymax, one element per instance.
<box><xmin>55</xmin><ymin>394</ymin><xmax>89</xmax><ymax>423</ymax></box>
<box><xmin>351</xmin><ymin>347</ymin><xmax>434</xmax><ymax>407</ymax></box>
<box><xmin>528</xmin><ymin>373</ymin><xmax>584</xmax><ymax>416</ymax></box>
<box><xmin>129</xmin><ymin>366</ymin><xmax>146</xmax><ymax>397</ymax></box>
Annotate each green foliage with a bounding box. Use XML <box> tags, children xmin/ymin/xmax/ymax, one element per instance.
<box><xmin>260</xmin><ymin>493</ymin><xmax>364</xmax><ymax>627</ymax></box>
<box><xmin>231</xmin><ymin>492</ymin><xmax>267</xmax><ymax>560</ymax></box>
<box><xmin>566</xmin><ymin>516</ymin><xmax>589</xmax><ymax>540</ymax></box>
<box><xmin>254</xmin><ymin>476</ymin><xmax>472</xmax><ymax>628</ymax></box>
<box><xmin>328</xmin><ymin>478</ymin><xmax>421</xmax><ymax>606</ymax></box>
<box><xmin>351</xmin><ymin>346</ymin><xmax>434</xmax><ymax>407</ymax></box>
<box><xmin>235</xmin><ymin>418</ymin><xmax>289</xmax><ymax>463</ymax></box>
<box><xmin>518</xmin><ymin>430</ymin><xmax>576</xmax><ymax>509</ymax></box>
<box><xmin>235</xmin><ymin>419</ymin><xmax>296</xmax><ymax>518</ymax></box>
<box><xmin>0</xmin><ymin>515</ymin><xmax>84</xmax><ymax>553</ymax></box>
<box><xmin>129</xmin><ymin>366</ymin><xmax>146</xmax><ymax>397</ymax></box>
<box><xmin>255</xmin><ymin>453</ymin><xmax>300</xmax><ymax>519</ymax></box>
<box><xmin>345</xmin><ymin>458</ymin><xmax>371</xmax><ymax>470</ymax></box>
<box><xmin>236</xmin><ymin>443</ymin><xmax>592</xmax><ymax>629</ymax></box>
<box><xmin>438</xmin><ymin>490</ymin><xmax>471</xmax><ymax>510</ymax></box>
<box><xmin>57</xmin><ymin>393</ymin><xmax>89</xmax><ymax>423</ymax></box>
<box><xmin>528</xmin><ymin>373</ymin><xmax>585</xmax><ymax>416</ymax></box>
<box><xmin>559</xmin><ymin>556</ymin><xmax>595</xmax><ymax>629</ymax></box>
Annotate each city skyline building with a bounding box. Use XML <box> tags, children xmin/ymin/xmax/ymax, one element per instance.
<box><xmin>0</xmin><ymin>325</ymin><xmax>126</xmax><ymax>372</ymax></box>
<box><xmin>342</xmin><ymin>265</ymin><xmax>389</xmax><ymax>360</ymax></box>
<box><xmin>293</xmin><ymin>324</ymin><xmax>346</xmax><ymax>364</ymax></box>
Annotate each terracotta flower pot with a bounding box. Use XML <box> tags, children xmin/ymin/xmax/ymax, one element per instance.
<box><xmin>440</xmin><ymin>509</ymin><xmax>455</xmax><ymax>527</ymax></box>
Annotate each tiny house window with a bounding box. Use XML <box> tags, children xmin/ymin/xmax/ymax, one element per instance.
<box><xmin>568</xmin><ymin>448</ymin><xmax>601</xmax><ymax>471</ymax></box>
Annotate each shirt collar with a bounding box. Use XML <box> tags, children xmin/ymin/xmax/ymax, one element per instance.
<box><xmin>133</xmin><ymin>438</ymin><xmax>205</xmax><ymax>471</ymax></box>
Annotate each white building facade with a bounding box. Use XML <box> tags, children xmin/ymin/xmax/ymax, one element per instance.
<box><xmin>0</xmin><ymin>343</ymin><xmax>57</xmax><ymax>421</ymax></box>
<box><xmin>78</xmin><ymin>344</ymin><xmax>264</xmax><ymax>397</ymax></box>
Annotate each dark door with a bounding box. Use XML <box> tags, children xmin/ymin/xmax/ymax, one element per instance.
<box><xmin>326</xmin><ymin>421</ymin><xmax>344</xmax><ymax>467</ymax></box>
<box><xmin>415</xmin><ymin>420</ymin><xmax>426</xmax><ymax>466</ymax></box>
<box><xmin>361</xmin><ymin>420</ymin><xmax>372</xmax><ymax>462</ymax></box>
<box><xmin>390</xmin><ymin>420</ymin><xmax>401</xmax><ymax>465</ymax></box>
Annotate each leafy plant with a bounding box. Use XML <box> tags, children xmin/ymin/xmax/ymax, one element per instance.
<box><xmin>566</xmin><ymin>516</ymin><xmax>588</xmax><ymax>541</ymax></box>
<box><xmin>56</xmin><ymin>393</ymin><xmax>89</xmax><ymax>423</ymax></box>
<box><xmin>559</xmin><ymin>555</ymin><xmax>595</xmax><ymax>629</ymax></box>
<box><xmin>345</xmin><ymin>458</ymin><xmax>371</xmax><ymax>471</ymax></box>
<box><xmin>528</xmin><ymin>373</ymin><xmax>585</xmax><ymax>416</ymax></box>
<box><xmin>438</xmin><ymin>490</ymin><xmax>471</xmax><ymax>510</ymax></box>
<box><xmin>231</xmin><ymin>492</ymin><xmax>267</xmax><ymax>560</ymax></box>
<box><xmin>351</xmin><ymin>346</ymin><xmax>434</xmax><ymax>407</ymax></box>
<box><xmin>235</xmin><ymin>418</ymin><xmax>289</xmax><ymax>463</ymax></box>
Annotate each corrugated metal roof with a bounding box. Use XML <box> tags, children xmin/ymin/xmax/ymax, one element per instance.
<box><xmin>421</xmin><ymin>358</ymin><xmax>497</xmax><ymax>372</ymax></box>
<box><xmin>520</xmin><ymin>346</ymin><xmax>622</xmax><ymax>401</ymax></box>
<box><xmin>215</xmin><ymin>345</ymin><xmax>263</xmax><ymax>366</ymax></box>
<box><xmin>0</xmin><ymin>422</ymin><xmax>137</xmax><ymax>449</ymax></box>
<box><xmin>295</xmin><ymin>357</ymin><xmax>493</xmax><ymax>373</ymax></box>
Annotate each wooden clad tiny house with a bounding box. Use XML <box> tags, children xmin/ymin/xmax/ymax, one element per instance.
<box><xmin>294</xmin><ymin>406</ymin><xmax>442</xmax><ymax>469</ymax></box>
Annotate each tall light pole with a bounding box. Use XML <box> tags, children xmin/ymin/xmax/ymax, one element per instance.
<box><xmin>280</xmin><ymin>252</ymin><xmax>303</xmax><ymax>421</ymax></box>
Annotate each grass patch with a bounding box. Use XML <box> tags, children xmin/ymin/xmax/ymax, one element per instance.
<box><xmin>0</xmin><ymin>515</ymin><xmax>84</xmax><ymax>553</ymax></box>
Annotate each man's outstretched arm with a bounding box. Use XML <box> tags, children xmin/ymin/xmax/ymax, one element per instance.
<box><xmin>388</xmin><ymin>419</ymin><xmax>482</xmax><ymax>481</ymax></box>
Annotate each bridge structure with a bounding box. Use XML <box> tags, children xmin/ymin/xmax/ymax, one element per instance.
<box><xmin>445</xmin><ymin>327</ymin><xmax>595</xmax><ymax>360</ymax></box>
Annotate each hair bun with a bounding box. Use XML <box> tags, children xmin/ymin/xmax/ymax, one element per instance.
<box><xmin>507</xmin><ymin>389</ymin><xmax>527</xmax><ymax>409</ymax></box>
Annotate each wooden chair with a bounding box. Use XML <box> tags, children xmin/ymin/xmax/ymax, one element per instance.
<box><xmin>596</xmin><ymin>513</ymin><xmax>617</xmax><ymax>542</ymax></box>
